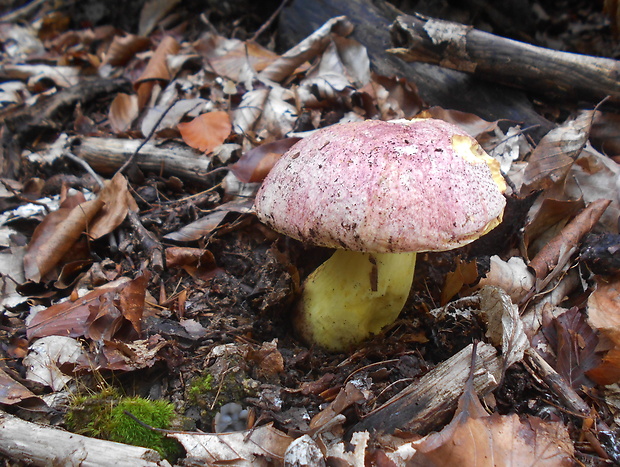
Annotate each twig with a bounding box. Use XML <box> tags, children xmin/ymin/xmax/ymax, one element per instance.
<box><xmin>126</xmin><ymin>210</ymin><xmax>164</xmax><ymax>272</ymax></box>
<box><xmin>249</xmin><ymin>0</ymin><xmax>290</xmax><ymax>42</ymax></box>
<box><xmin>64</xmin><ymin>152</ymin><xmax>105</xmax><ymax>188</ymax></box>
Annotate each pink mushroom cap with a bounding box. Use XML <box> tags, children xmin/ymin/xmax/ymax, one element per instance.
<box><xmin>254</xmin><ymin>118</ymin><xmax>506</xmax><ymax>253</ymax></box>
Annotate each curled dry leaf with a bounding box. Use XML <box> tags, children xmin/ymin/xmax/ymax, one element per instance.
<box><xmin>23</xmin><ymin>193</ymin><xmax>104</xmax><ymax>282</ymax></box>
<box><xmin>23</xmin><ymin>336</ymin><xmax>88</xmax><ymax>391</ymax></box>
<box><xmin>475</xmin><ymin>255</ymin><xmax>535</xmax><ymax>304</ymax></box>
<box><xmin>26</xmin><ymin>275</ymin><xmax>146</xmax><ymax>342</ymax></box>
<box><xmin>108</xmin><ymin>93</ymin><xmax>139</xmax><ymax>134</ymax></box>
<box><xmin>170</xmin><ymin>424</ymin><xmax>292</xmax><ymax>466</ymax></box>
<box><xmin>520</xmin><ymin>109</ymin><xmax>596</xmax><ymax>196</ymax></box>
<box><xmin>178</xmin><ymin>111</ymin><xmax>232</xmax><ymax>154</ymax></box>
<box><xmin>165</xmin><ymin>246</ymin><xmax>217</xmax><ymax>281</ymax></box>
<box><xmin>101</xmin><ymin>34</ymin><xmax>151</xmax><ymax>67</ymax></box>
<box><xmin>229</xmin><ymin>137</ymin><xmax>302</xmax><ymax>183</ymax></box>
<box><xmin>528</xmin><ymin>198</ymin><xmax>611</xmax><ymax>283</ymax></box>
<box><xmin>586</xmin><ymin>278</ymin><xmax>620</xmax><ymax>384</ymax></box>
<box><xmin>134</xmin><ymin>35</ymin><xmax>180</xmax><ymax>109</ymax></box>
<box><xmin>89</xmin><ymin>172</ymin><xmax>139</xmax><ymax>240</ymax></box>
<box><xmin>138</xmin><ymin>0</ymin><xmax>181</xmax><ymax>36</ymax></box>
<box><xmin>258</xmin><ymin>16</ymin><xmax>354</xmax><ymax>83</ymax></box>
<box><xmin>0</xmin><ymin>367</ymin><xmax>39</xmax><ymax>406</ymax></box>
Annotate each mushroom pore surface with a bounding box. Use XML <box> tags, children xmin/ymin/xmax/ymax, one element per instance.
<box><xmin>254</xmin><ymin>118</ymin><xmax>506</xmax><ymax>253</ymax></box>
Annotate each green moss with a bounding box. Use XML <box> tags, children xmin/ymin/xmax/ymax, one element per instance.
<box><xmin>187</xmin><ymin>373</ymin><xmax>214</xmax><ymax>402</ymax></box>
<box><xmin>66</xmin><ymin>388</ymin><xmax>181</xmax><ymax>460</ymax></box>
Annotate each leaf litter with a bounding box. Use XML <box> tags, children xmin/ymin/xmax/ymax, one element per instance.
<box><xmin>0</xmin><ymin>1</ymin><xmax>620</xmax><ymax>465</ymax></box>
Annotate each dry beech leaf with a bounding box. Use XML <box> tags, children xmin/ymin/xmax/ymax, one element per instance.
<box><xmin>229</xmin><ymin>137</ymin><xmax>301</xmax><ymax>183</ymax></box>
<box><xmin>441</xmin><ymin>256</ymin><xmax>478</xmax><ymax>305</ymax></box>
<box><xmin>178</xmin><ymin>111</ymin><xmax>232</xmax><ymax>153</ymax></box>
<box><xmin>586</xmin><ymin>277</ymin><xmax>620</xmax><ymax>384</ymax></box>
<box><xmin>108</xmin><ymin>93</ymin><xmax>139</xmax><ymax>134</ymax></box>
<box><xmin>134</xmin><ymin>35</ymin><xmax>180</xmax><ymax>109</ymax></box>
<box><xmin>474</xmin><ymin>256</ymin><xmax>535</xmax><ymax>304</ymax></box>
<box><xmin>170</xmin><ymin>424</ymin><xmax>292</xmax><ymax>466</ymax></box>
<box><xmin>26</xmin><ymin>275</ymin><xmax>145</xmax><ymax>342</ymax></box>
<box><xmin>23</xmin><ymin>194</ymin><xmax>104</xmax><ymax>282</ymax></box>
<box><xmin>521</xmin><ymin>109</ymin><xmax>596</xmax><ymax>195</ymax></box>
<box><xmin>101</xmin><ymin>34</ymin><xmax>151</xmax><ymax>67</ymax></box>
<box><xmin>528</xmin><ymin>199</ymin><xmax>611</xmax><ymax>282</ymax></box>
<box><xmin>23</xmin><ymin>336</ymin><xmax>88</xmax><ymax>391</ymax></box>
<box><xmin>197</xmin><ymin>33</ymin><xmax>280</xmax><ymax>81</ymax></box>
<box><xmin>362</xmin><ymin>73</ymin><xmax>424</xmax><ymax>120</ymax></box>
<box><xmin>0</xmin><ymin>367</ymin><xmax>38</xmax><ymax>405</ymax></box>
<box><xmin>89</xmin><ymin>172</ymin><xmax>139</xmax><ymax>240</ymax></box>
<box><xmin>163</xmin><ymin>210</ymin><xmax>228</xmax><ymax>242</ymax></box>
<box><xmin>165</xmin><ymin>246</ymin><xmax>217</xmax><ymax>281</ymax></box>
<box><xmin>258</xmin><ymin>16</ymin><xmax>354</xmax><ymax>83</ymax></box>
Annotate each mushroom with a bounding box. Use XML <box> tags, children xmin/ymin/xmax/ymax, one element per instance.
<box><xmin>254</xmin><ymin>118</ymin><xmax>507</xmax><ymax>351</ymax></box>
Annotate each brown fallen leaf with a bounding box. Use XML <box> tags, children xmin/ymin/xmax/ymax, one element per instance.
<box><xmin>89</xmin><ymin>173</ymin><xmax>139</xmax><ymax>239</ymax></box>
<box><xmin>521</xmin><ymin>109</ymin><xmax>596</xmax><ymax>195</ymax></box>
<box><xmin>101</xmin><ymin>34</ymin><xmax>151</xmax><ymax>67</ymax></box>
<box><xmin>134</xmin><ymin>35</ymin><xmax>180</xmax><ymax>109</ymax></box>
<box><xmin>586</xmin><ymin>277</ymin><xmax>620</xmax><ymax>384</ymax></box>
<box><xmin>0</xmin><ymin>367</ymin><xmax>39</xmax><ymax>406</ymax></box>
<box><xmin>23</xmin><ymin>193</ymin><xmax>104</xmax><ymax>282</ymax></box>
<box><xmin>165</xmin><ymin>246</ymin><xmax>217</xmax><ymax>281</ymax></box>
<box><xmin>108</xmin><ymin>92</ymin><xmax>139</xmax><ymax>134</ymax></box>
<box><xmin>441</xmin><ymin>256</ymin><xmax>479</xmax><ymax>305</ymax></box>
<box><xmin>228</xmin><ymin>137</ymin><xmax>301</xmax><ymax>183</ymax></box>
<box><xmin>178</xmin><ymin>111</ymin><xmax>232</xmax><ymax>154</ymax></box>
<box><xmin>417</xmin><ymin>106</ymin><xmax>498</xmax><ymax>138</ymax></box>
<box><xmin>528</xmin><ymin>198</ymin><xmax>611</xmax><ymax>283</ymax></box>
<box><xmin>170</xmin><ymin>424</ymin><xmax>293</xmax><ymax>466</ymax></box>
<box><xmin>26</xmin><ymin>275</ymin><xmax>145</xmax><ymax>342</ymax></box>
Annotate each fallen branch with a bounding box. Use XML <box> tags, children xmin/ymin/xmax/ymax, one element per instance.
<box><xmin>0</xmin><ymin>409</ymin><xmax>172</xmax><ymax>467</ymax></box>
<box><xmin>72</xmin><ymin>137</ymin><xmax>213</xmax><ymax>186</ymax></box>
<box><xmin>389</xmin><ymin>14</ymin><xmax>620</xmax><ymax>103</ymax></box>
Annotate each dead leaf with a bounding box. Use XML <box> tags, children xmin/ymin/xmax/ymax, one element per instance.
<box><xmin>163</xmin><ymin>210</ymin><xmax>228</xmax><ymax>242</ymax></box>
<box><xmin>586</xmin><ymin>277</ymin><xmax>620</xmax><ymax>384</ymax></box>
<box><xmin>169</xmin><ymin>424</ymin><xmax>293</xmax><ymax>466</ymax></box>
<box><xmin>23</xmin><ymin>336</ymin><xmax>89</xmax><ymax>391</ymax></box>
<box><xmin>441</xmin><ymin>256</ymin><xmax>479</xmax><ymax>305</ymax></box>
<box><xmin>474</xmin><ymin>256</ymin><xmax>535</xmax><ymax>304</ymax></box>
<box><xmin>528</xmin><ymin>199</ymin><xmax>611</xmax><ymax>283</ymax></box>
<box><xmin>135</xmin><ymin>36</ymin><xmax>180</xmax><ymax>109</ymax></box>
<box><xmin>178</xmin><ymin>111</ymin><xmax>232</xmax><ymax>154</ymax></box>
<box><xmin>89</xmin><ymin>173</ymin><xmax>139</xmax><ymax>240</ymax></box>
<box><xmin>591</xmin><ymin>110</ymin><xmax>620</xmax><ymax>157</ymax></box>
<box><xmin>258</xmin><ymin>16</ymin><xmax>354</xmax><ymax>83</ymax></box>
<box><xmin>23</xmin><ymin>193</ymin><xmax>104</xmax><ymax>282</ymax></box>
<box><xmin>165</xmin><ymin>246</ymin><xmax>217</xmax><ymax>281</ymax></box>
<box><xmin>26</xmin><ymin>275</ymin><xmax>145</xmax><ymax>342</ymax></box>
<box><xmin>521</xmin><ymin>109</ymin><xmax>596</xmax><ymax>195</ymax></box>
<box><xmin>0</xmin><ymin>367</ymin><xmax>39</xmax><ymax>406</ymax></box>
<box><xmin>410</xmin><ymin>345</ymin><xmax>574</xmax><ymax>466</ymax></box>
<box><xmin>101</xmin><ymin>34</ymin><xmax>151</xmax><ymax>67</ymax></box>
<box><xmin>246</xmin><ymin>339</ymin><xmax>285</xmax><ymax>380</ymax></box>
<box><xmin>229</xmin><ymin>138</ymin><xmax>301</xmax><ymax>183</ymax></box>
<box><xmin>108</xmin><ymin>93</ymin><xmax>139</xmax><ymax>133</ymax></box>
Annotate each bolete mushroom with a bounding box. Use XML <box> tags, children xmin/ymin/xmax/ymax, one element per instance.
<box><xmin>254</xmin><ymin>118</ymin><xmax>506</xmax><ymax>351</ymax></box>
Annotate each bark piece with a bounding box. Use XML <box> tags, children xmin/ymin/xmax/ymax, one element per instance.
<box><xmin>351</xmin><ymin>342</ymin><xmax>501</xmax><ymax>435</ymax></box>
<box><xmin>279</xmin><ymin>0</ymin><xmax>555</xmax><ymax>141</ymax></box>
<box><xmin>390</xmin><ymin>14</ymin><xmax>620</xmax><ymax>103</ymax></box>
<box><xmin>0</xmin><ymin>409</ymin><xmax>172</xmax><ymax>467</ymax></box>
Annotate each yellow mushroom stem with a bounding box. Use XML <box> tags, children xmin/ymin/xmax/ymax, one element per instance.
<box><xmin>293</xmin><ymin>249</ymin><xmax>417</xmax><ymax>351</ymax></box>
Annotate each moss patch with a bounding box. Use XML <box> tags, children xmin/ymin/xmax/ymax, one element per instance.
<box><xmin>66</xmin><ymin>387</ymin><xmax>181</xmax><ymax>460</ymax></box>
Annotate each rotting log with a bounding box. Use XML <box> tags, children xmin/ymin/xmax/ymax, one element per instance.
<box><xmin>389</xmin><ymin>14</ymin><xmax>620</xmax><ymax>103</ymax></box>
<box><xmin>279</xmin><ymin>0</ymin><xmax>555</xmax><ymax>141</ymax></box>
<box><xmin>0</xmin><ymin>409</ymin><xmax>172</xmax><ymax>467</ymax></box>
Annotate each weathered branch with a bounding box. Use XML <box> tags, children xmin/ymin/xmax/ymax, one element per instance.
<box><xmin>0</xmin><ymin>409</ymin><xmax>172</xmax><ymax>467</ymax></box>
<box><xmin>72</xmin><ymin>137</ymin><xmax>214</xmax><ymax>186</ymax></box>
<box><xmin>390</xmin><ymin>14</ymin><xmax>620</xmax><ymax>103</ymax></box>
